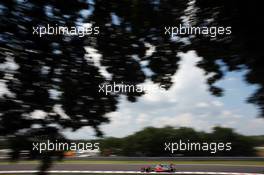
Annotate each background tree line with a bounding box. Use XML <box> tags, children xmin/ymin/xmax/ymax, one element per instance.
<box><xmin>0</xmin><ymin>126</ymin><xmax>263</xmax><ymax>157</ymax></box>
<box><xmin>95</xmin><ymin>126</ymin><xmax>262</xmax><ymax>157</ymax></box>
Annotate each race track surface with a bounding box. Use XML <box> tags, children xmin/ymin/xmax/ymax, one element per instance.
<box><xmin>0</xmin><ymin>163</ymin><xmax>263</xmax><ymax>173</ymax></box>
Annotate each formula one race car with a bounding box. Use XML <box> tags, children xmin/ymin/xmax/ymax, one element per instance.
<box><xmin>141</xmin><ymin>164</ymin><xmax>176</xmax><ymax>172</ymax></box>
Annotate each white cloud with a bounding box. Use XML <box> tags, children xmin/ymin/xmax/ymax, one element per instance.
<box><xmin>63</xmin><ymin>126</ymin><xmax>96</xmax><ymax>140</ymax></box>
<box><xmin>212</xmin><ymin>100</ymin><xmax>224</xmax><ymax>107</ymax></box>
<box><xmin>196</xmin><ymin>102</ymin><xmax>210</xmax><ymax>108</ymax></box>
<box><xmin>98</xmin><ymin>51</ymin><xmax>263</xmax><ymax>138</ymax></box>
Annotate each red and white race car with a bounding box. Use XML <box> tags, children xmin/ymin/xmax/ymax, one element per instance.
<box><xmin>141</xmin><ymin>164</ymin><xmax>176</xmax><ymax>172</ymax></box>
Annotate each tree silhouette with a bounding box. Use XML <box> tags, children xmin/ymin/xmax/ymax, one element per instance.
<box><xmin>0</xmin><ymin>0</ymin><xmax>120</xmax><ymax>174</ymax></box>
<box><xmin>0</xmin><ymin>0</ymin><xmax>264</xmax><ymax>174</ymax></box>
<box><xmin>192</xmin><ymin>0</ymin><xmax>264</xmax><ymax>115</ymax></box>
